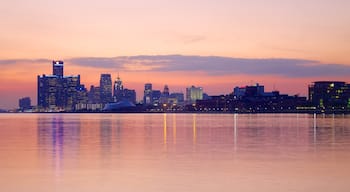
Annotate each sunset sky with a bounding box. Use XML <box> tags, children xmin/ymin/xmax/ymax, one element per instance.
<box><xmin>1</xmin><ymin>0</ymin><xmax>350</xmax><ymax>109</ymax></box>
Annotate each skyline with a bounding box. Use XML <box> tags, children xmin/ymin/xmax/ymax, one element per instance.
<box><xmin>1</xmin><ymin>55</ymin><xmax>350</xmax><ymax>109</ymax></box>
<box><xmin>1</xmin><ymin>0</ymin><xmax>350</xmax><ymax>109</ymax></box>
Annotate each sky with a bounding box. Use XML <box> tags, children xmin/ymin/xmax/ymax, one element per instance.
<box><xmin>0</xmin><ymin>0</ymin><xmax>350</xmax><ymax>109</ymax></box>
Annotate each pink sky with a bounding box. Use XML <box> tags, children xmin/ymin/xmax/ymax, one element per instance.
<box><xmin>0</xmin><ymin>0</ymin><xmax>350</xmax><ymax>109</ymax></box>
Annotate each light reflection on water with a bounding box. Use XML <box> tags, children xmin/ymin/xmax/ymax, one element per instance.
<box><xmin>0</xmin><ymin>113</ymin><xmax>350</xmax><ymax>191</ymax></box>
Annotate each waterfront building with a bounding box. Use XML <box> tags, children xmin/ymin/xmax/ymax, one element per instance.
<box><xmin>19</xmin><ymin>97</ymin><xmax>31</xmax><ymax>110</ymax></box>
<box><xmin>309</xmin><ymin>81</ymin><xmax>350</xmax><ymax>109</ymax></box>
<box><xmin>123</xmin><ymin>89</ymin><xmax>137</xmax><ymax>104</ymax></box>
<box><xmin>186</xmin><ymin>86</ymin><xmax>203</xmax><ymax>103</ymax></box>
<box><xmin>37</xmin><ymin>61</ymin><xmax>81</xmax><ymax>111</ymax></box>
<box><xmin>88</xmin><ymin>85</ymin><xmax>101</xmax><ymax>104</ymax></box>
<box><xmin>113</xmin><ymin>75</ymin><xmax>123</xmax><ymax>102</ymax></box>
<box><xmin>152</xmin><ymin>90</ymin><xmax>162</xmax><ymax>105</ymax></box>
<box><xmin>143</xmin><ymin>83</ymin><xmax>153</xmax><ymax>105</ymax></box>
<box><xmin>100</xmin><ymin>74</ymin><xmax>112</xmax><ymax>104</ymax></box>
<box><xmin>112</xmin><ymin>75</ymin><xmax>137</xmax><ymax>104</ymax></box>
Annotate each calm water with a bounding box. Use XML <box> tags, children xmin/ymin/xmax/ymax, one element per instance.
<box><xmin>0</xmin><ymin>113</ymin><xmax>350</xmax><ymax>191</ymax></box>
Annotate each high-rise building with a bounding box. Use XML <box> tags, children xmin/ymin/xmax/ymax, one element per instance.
<box><xmin>38</xmin><ymin>75</ymin><xmax>61</xmax><ymax>109</ymax></box>
<box><xmin>186</xmin><ymin>86</ymin><xmax>203</xmax><ymax>103</ymax></box>
<box><xmin>63</xmin><ymin>75</ymin><xmax>81</xmax><ymax>110</ymax></box>
<box><xmin>100</xmin><ymin>74</ymin><xmax>112</xmax><ymax>104</ymax></box>
<box><xmin>88</xmin><ymin>85</ymin><xmax>101</xmax><ymax>104</ymax></box>
<box><xmin>52</xmin><ymin>60</ymin><xmax>64</xmax><ymax>77</ymax></box>
<box><xmin>112</xmin><ymin>75</ymin><xmax>137</xmax><ymax>104</ymax></box>
<box><xmin>144</xmin><ymin>83</ymin><xmax>153</xmax><ymax>105</ymax></box>
<box><xmin>163</xmin><ymin>85</ymin><xmax>169</xmax><ymax>97</ymax></box>
<box><xmin>38</xmin><ymin>61</ymin><xmax>81</xmax><ymax>111</ymax></box>
<box><xmin>152</xmin><ymin>90</ymin><xmax>162</xmax><ymax>105</ymax></box>
<box><xmin>309</xmin><ymin>81</ymin><xmax>350</xmax><ymax>109</ymax></box>
<box><xmin>19</xmin><ymin>97</ymin><xmax>31</xmax><ymax>110</ymax></box>
<box><xmin>124</xmin><ymin>89</ymin><xmax>137</xmax><ymax>104</ymax></box>
<box><xmin>113</xmin><ymin>75</ymin><xmax>124</xmax><ymax>102</ymax></box>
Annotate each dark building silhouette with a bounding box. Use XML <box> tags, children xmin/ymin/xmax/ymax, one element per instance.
<box><xmin>37</xmin><ymin>61</ymin><xmax>81</xmax><ymax>111</ymax></box>
<box><xmin>113</xmin><ymin>75</ymin><xmax>123</xmax><ymax>102</ymax></box>
<box><xmin>19</xmin><ymin>97</ymin><xmax>31</xmax><ymax>110</ymax></box>
<box><xmin>99</xmin><ymin>74</ymin><xmax>112</xmax><ymax>104</ymax></box>
<box><xmin>193</xmin><ymin>83</ymin><xmax>307</xmax><ymax>113</ymax></box>
<box><xmin>309</xmin><ymin>81</ymin><xmax>350</xmax><ymax>109</ymax></box>
<box><xmin>52</xmin><ymin>60</ymin><xmax>64</xmax><ymax>77</ymax></box>
<box><xmin>152</xmin><ymin>90</ymin><xmax>161</xmax><ymax>105</ymax></box>
<box><xmin>163</xmin><ymin>85</ymin><xmax>169</xmax><ymax>97</ymax></box>
<box><xmin>123</xmin><ymin>89</ymin><xmax>137</xmax><ymax>104</ymax></box>
<box><xmin>144</xmin><ymin>83</ymin><xmax>153</xmax><ymax>105</ymax></box>
<box><xmin>112</xmin><ymin>75</ymin><xmax>137</xmax><ymax>104</ymax></box>
<box><xmin>169</xmin><ymin>93</ymin><xmax>184</xmax><ymax>103</ymax></box>
<box><xmin>88</xmin><ymin>85</ymin><xmax>101</xmax><ymax>104</ymax></box>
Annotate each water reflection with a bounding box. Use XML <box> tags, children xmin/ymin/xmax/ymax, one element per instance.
<box><xmin>32</xmin><ymin>113</ymin><xmax>350</xmax><ymax>174</ymax></box>
<box><xmin>100</xmin><ymin>118</ymin><xmax>112</xmax><ymax>155</ymax></box>
<box><xmin>1</xmin><ymin>113</ymin><xmax>350</xmax><ymax>191</ymax></box>
<box><xmin>37</xmin><ymin>115</ymin><xmax>80</xmax><ymax>176</ymax></box>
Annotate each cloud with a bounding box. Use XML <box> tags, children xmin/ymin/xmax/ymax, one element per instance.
<box><xmin>0</xmin><ymin>59</ymin><xmax>51</xmax><ymax>65</ymax></box>
<box><xmin>1</xmin><ymin>55</ymin><xmax>349</xmax><ymax>77</ymax></box>
<box><xmin>66</xmin><ymin>55</ymin><xmax>350</xmax><ymax>77</ymax></box>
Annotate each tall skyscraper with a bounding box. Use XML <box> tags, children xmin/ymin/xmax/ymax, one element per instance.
<box><xmin>100</xmin><ymin>74</ymin><xmax>112</xmax><ymax>104</ymax></box>
<box><xmin>144</xmin><ymin>83</ymin><xmax>153</xmax><ymax>105</ymax></box>
<box><xmin>186</xmin><ymin>85</ymin><xmax>203</xmax><ymax>103</ymax></box>
<box><xmin>38</xmin><ymin>61</ymin><xmax>81</xmax><ymax>111</ymax></box>
<box><xmin>112</xmin><ymin>75</ymin><xmax>137</xmax><ymax>104</ymax></box>
<box><xmin>113</xmin><ymin>74</ymin><xmax>124</xmax><ymax>102</ymax></box>
<box><xmin>52</xmin><ymin>60</ymin><xmax>64</xmax><ymax>77</ymax></box>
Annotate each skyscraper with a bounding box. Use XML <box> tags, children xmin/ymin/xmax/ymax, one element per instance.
<box><xmin>113</xmin><ymin>74</ymin><xmax>124</xmax><ymax>102</ymax></box>
<box><xmin>38</xmin><ymin>61</ymin><xmax>81</xmax><ymax>111</ymax></box>
<box><xmin>100</xmin><ymin>74</ymin><xmax>112</xmax><ymax>104</ymax></box>
<box><xmin>52</xmin><ymin>60</ymin><xmax>64</xmax><ymax>77</ymax></box>
<box><xmin>144</xmin><ymin>83</ymin><xmax>153</xmax><ymax>105</ymax></box>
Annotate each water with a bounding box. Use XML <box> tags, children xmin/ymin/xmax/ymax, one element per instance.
<box><xmin>0</xmin><ymin>113</ymin><xmax>350</xmax><ymax>191</ymax></box>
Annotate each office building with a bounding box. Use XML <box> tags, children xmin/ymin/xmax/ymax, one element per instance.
<box><xmin>152</xmin><ymin>90</ymin><xmax>162</xmax><ymax>105</ymax></box>
<box><xmin>113</xmin><ymin>75</ymin><xmax>124</xmax><ymax>102</ymax></box>
<box><xmin>19</xmin><ymin>97</ymin><xmax>31</xmax><ymax>110</ymax></box>
<box><xmin>309</xmin><ymin>81</ymin><xmax>350</xmax><ymax>109</ymax></box>
<box><xmin>186</xmin><ymin>86</ymin><xmax>203</xmax><ymax>103</ymax></box>
<box><xmin>37</xmin><ymin>61</ymin><xmax>81</xmax><ymax>111</ymax></box>
<box><xmin>88</xmin><ymin>85</ymin><xmax>101</xmax><ymax>104</ymax></box>
<box><xmin>144</xmin><ymin>83</ymin><xmax>153</xmax><ymax>105</ymax></box>
<box><xmin>163</xmin><ymin>85</ymin><xmax>169</xmax><ymax>97</ymax></box>
<box><xmin>52</xmin><ymin>60</ymin><xmax>64</xmax><ymax>77</ymax></box>
<box><xmin>111</xmin><ymin>75</ymin><xmax>137</xmax><ymax>104</ymax></box>
<box><xmin>100</xmin><ymin>74</ymin><xmax>112</xmax><ymax>104</ymax></box>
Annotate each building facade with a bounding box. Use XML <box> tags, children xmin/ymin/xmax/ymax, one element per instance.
<box><xmin>309</xmin><ymin>81</ymin><xmax>350</xmax><ymax>109</ymax></box>
<box><xmin>144</xmin><ymin>83</ymin><xmax>153</xmax><ymax>105</ymax></box>
<box><xmin>186</xmin><ymin>86</ymin><xmax>203</xmax><ymax>103</ymax></box>
<box><xmin>19</xmin><ymin>97</ymin><xmax>31</xmax><ymax>110</ymax></box>
<box><xmin>100</xmin><ymin>74</ymin><xmax>112</xmax><ymax>104</ymax></box>
<box><xmin>37</xmin><ymin>61</ymin><xmax>82</xmax><ymax>111</ymax></box>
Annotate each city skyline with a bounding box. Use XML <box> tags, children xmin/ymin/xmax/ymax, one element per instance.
<box><xmin>1</xmin><ymin>55</ymin><xmax>350</xmax><ymax>109</ymax></box>
<box><xmin>1</xmin><ymin>0</ymin><xmax>350</xmax><ymax>109</ymax></box>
